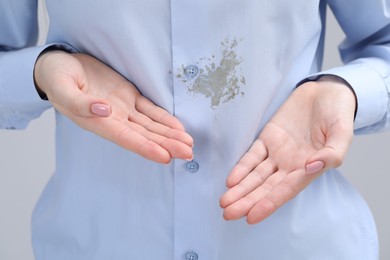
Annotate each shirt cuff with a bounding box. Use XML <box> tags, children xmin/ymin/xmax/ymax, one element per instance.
<box><xmin>299</xmin><ymin>59</ymin><xmax>389</xmax><ymax>131</ymax></box>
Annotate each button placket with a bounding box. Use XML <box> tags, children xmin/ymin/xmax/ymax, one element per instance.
<box><xmin>171</xmin><ymin>2</ymin><xmax>210</xmax><ymax>258</ymax></box>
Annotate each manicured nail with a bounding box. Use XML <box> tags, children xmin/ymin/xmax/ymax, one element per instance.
<box><xmin>306</xmin><ymin>161</ymin><xmax>325</xmax><ymax>174</ymax></box>
<box><xmin>91</xmin><ymin>103</ymin><xmax>110</xmax><ymax>117</ymax></box>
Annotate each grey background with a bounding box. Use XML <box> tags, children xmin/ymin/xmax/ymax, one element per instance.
<box><xmin>1</xmin><ymin>1</ymin><xmax>389</xmax><ymax>259</ymax></box>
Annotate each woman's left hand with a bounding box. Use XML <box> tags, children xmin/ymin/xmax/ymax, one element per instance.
<box><xmin>220</xmin><ymin>76</ymin><xmax>356</xmax><ymax>224</ymax></box>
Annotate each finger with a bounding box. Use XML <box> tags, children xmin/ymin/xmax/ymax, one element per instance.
<box><xmin>223</xmin><ymin>170</ymin><xmax>286</xmax><ymax>220</ymax></box>
<box><xmin>125</xmin><ymin>120</ymin><xmax>193</xmax><ymax>160</ymax></box>
<box><xmin>136</xmin><ymin>96</ymin><xmax>187</xmax><ymax>131</ymax></box>
<box><xmin>225</xmin><ymin>139</ymin><xmax>268</xmax><ymax>188</ymax></box>
<box><xmin>220</xmin><ymin>159</ymin><xmax>277</xmax><ymax>208</ymax></box>
<box><xmin>89</xmin><ymin>117</ymin><xmax>172</xmax><ymax>163</ymax></box>
<box><xmin>128</xmin><ymin>109</ymin><xmax>193</xmax><ymax>148</ymax></box>
<box><xmin>246</xmin><ymin>169</ymin><xmax>316</xmax><ymax>224</ymax></box>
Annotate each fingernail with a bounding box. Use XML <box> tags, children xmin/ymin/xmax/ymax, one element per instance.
<box><xmin>91</xmin><ymin>103</ymin><xmax>110</xmax><ymax>117</ymax></box>
<box><xmin>306</xmin><ymin>161</ymin><xmax>325</xmax><ymax>174</ymax></box>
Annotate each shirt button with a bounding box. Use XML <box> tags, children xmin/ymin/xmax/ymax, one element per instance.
<box><xmin>185</xmin><ymin>251</ymin><xmax>199</xmax><ymax>260</ymax></box>
<box><xmin>184</xmin><ymin>65</ymin><xmax>199</xmax><ymax>79</ymax></box>
<box><xmin>185</xmin><ymin>160</ymin><xmax>199</xmax><ymax>173</ymax></box>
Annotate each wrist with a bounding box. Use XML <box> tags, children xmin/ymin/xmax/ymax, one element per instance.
<box><xmin>297</xmin><ymin>75</ymin><xmax>357</xmax><ymax>119</ymax></box>
<box><xmin>33</xmin><ymin>47</ymin><xmax>72</xmax><ymax>100</ymax></box>
<box><xmin>315</xmin><ymin>75</ymin><xmax>357</xmax><ymax>119</ymax></box>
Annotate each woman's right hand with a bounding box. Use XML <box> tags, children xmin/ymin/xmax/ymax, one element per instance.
<box><xmin>34</xmin><ymin>50</ymin><xmax>193</xmax><ymax>164</ymax></box>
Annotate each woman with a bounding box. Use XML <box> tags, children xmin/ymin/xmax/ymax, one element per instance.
<box><xmin>1</xmin><ymin>1</ymin><xmax>389</xmax><ymax>259</ymax></box>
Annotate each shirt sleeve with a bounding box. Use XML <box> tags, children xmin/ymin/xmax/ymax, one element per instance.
<box><xmin>0</xmin><ymin>1</ymin><xmax>45</xmax><ymax>129</ymax></box>
<box><xmin>0</xmin><ymin>1</ymin><xmax>74</xmax><ymax>130</ymax></box>
<box><xmin>318</xmin><ymin>0</ymin><xmax>390</xmax><ymax>134</ymax></box>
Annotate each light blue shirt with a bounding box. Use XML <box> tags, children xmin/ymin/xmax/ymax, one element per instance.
<box><xmin>1</xmin><ymin>1</ymin><xmax>389</xmax><ymax>259</ymax></box>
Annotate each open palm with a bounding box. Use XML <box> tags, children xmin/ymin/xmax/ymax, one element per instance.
<box><xmin>34</xmin><ymin>51</ymin><xmax>193</xmax><ymax>163</ymax></box>
<box><xmin>220</xmin><ymin>77</ymin><xmax>356</xmax><ymax>224</ymax></box>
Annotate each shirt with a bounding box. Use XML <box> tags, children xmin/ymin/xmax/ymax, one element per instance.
<box><xmin>1</xmin><ymin>1</ymin><xmax>389</xmax><ymax>259</ymax></box>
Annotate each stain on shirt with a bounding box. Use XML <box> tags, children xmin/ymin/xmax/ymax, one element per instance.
<box><xmin>177</xmin><ymin>37</ymin><xmax>245</xmax><ymax>109</ymax></box>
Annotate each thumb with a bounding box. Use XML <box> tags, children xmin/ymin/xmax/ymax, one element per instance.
<box><xmin>51</xmin><ymin>81</ymin><xmax>111</xmax><ymax>118</ymax></box>
<box><xmin>90</xmin><ymin>102</ymin><xmax>111</xmax><ymax>117</ymax></box>
<box><xmin>305</xmin><ymin>125</ymin><xmax>353</xmax><ymax>174</ymax></box>
<box><xmin>68</xmin><ymin>91</ymin><xmax>111</xmax><ymax>118</ymax></box>
<box><xmin>305</xmin><ymin>146</ymin><xmax>344</xmax><ymax>175</ymax></box>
